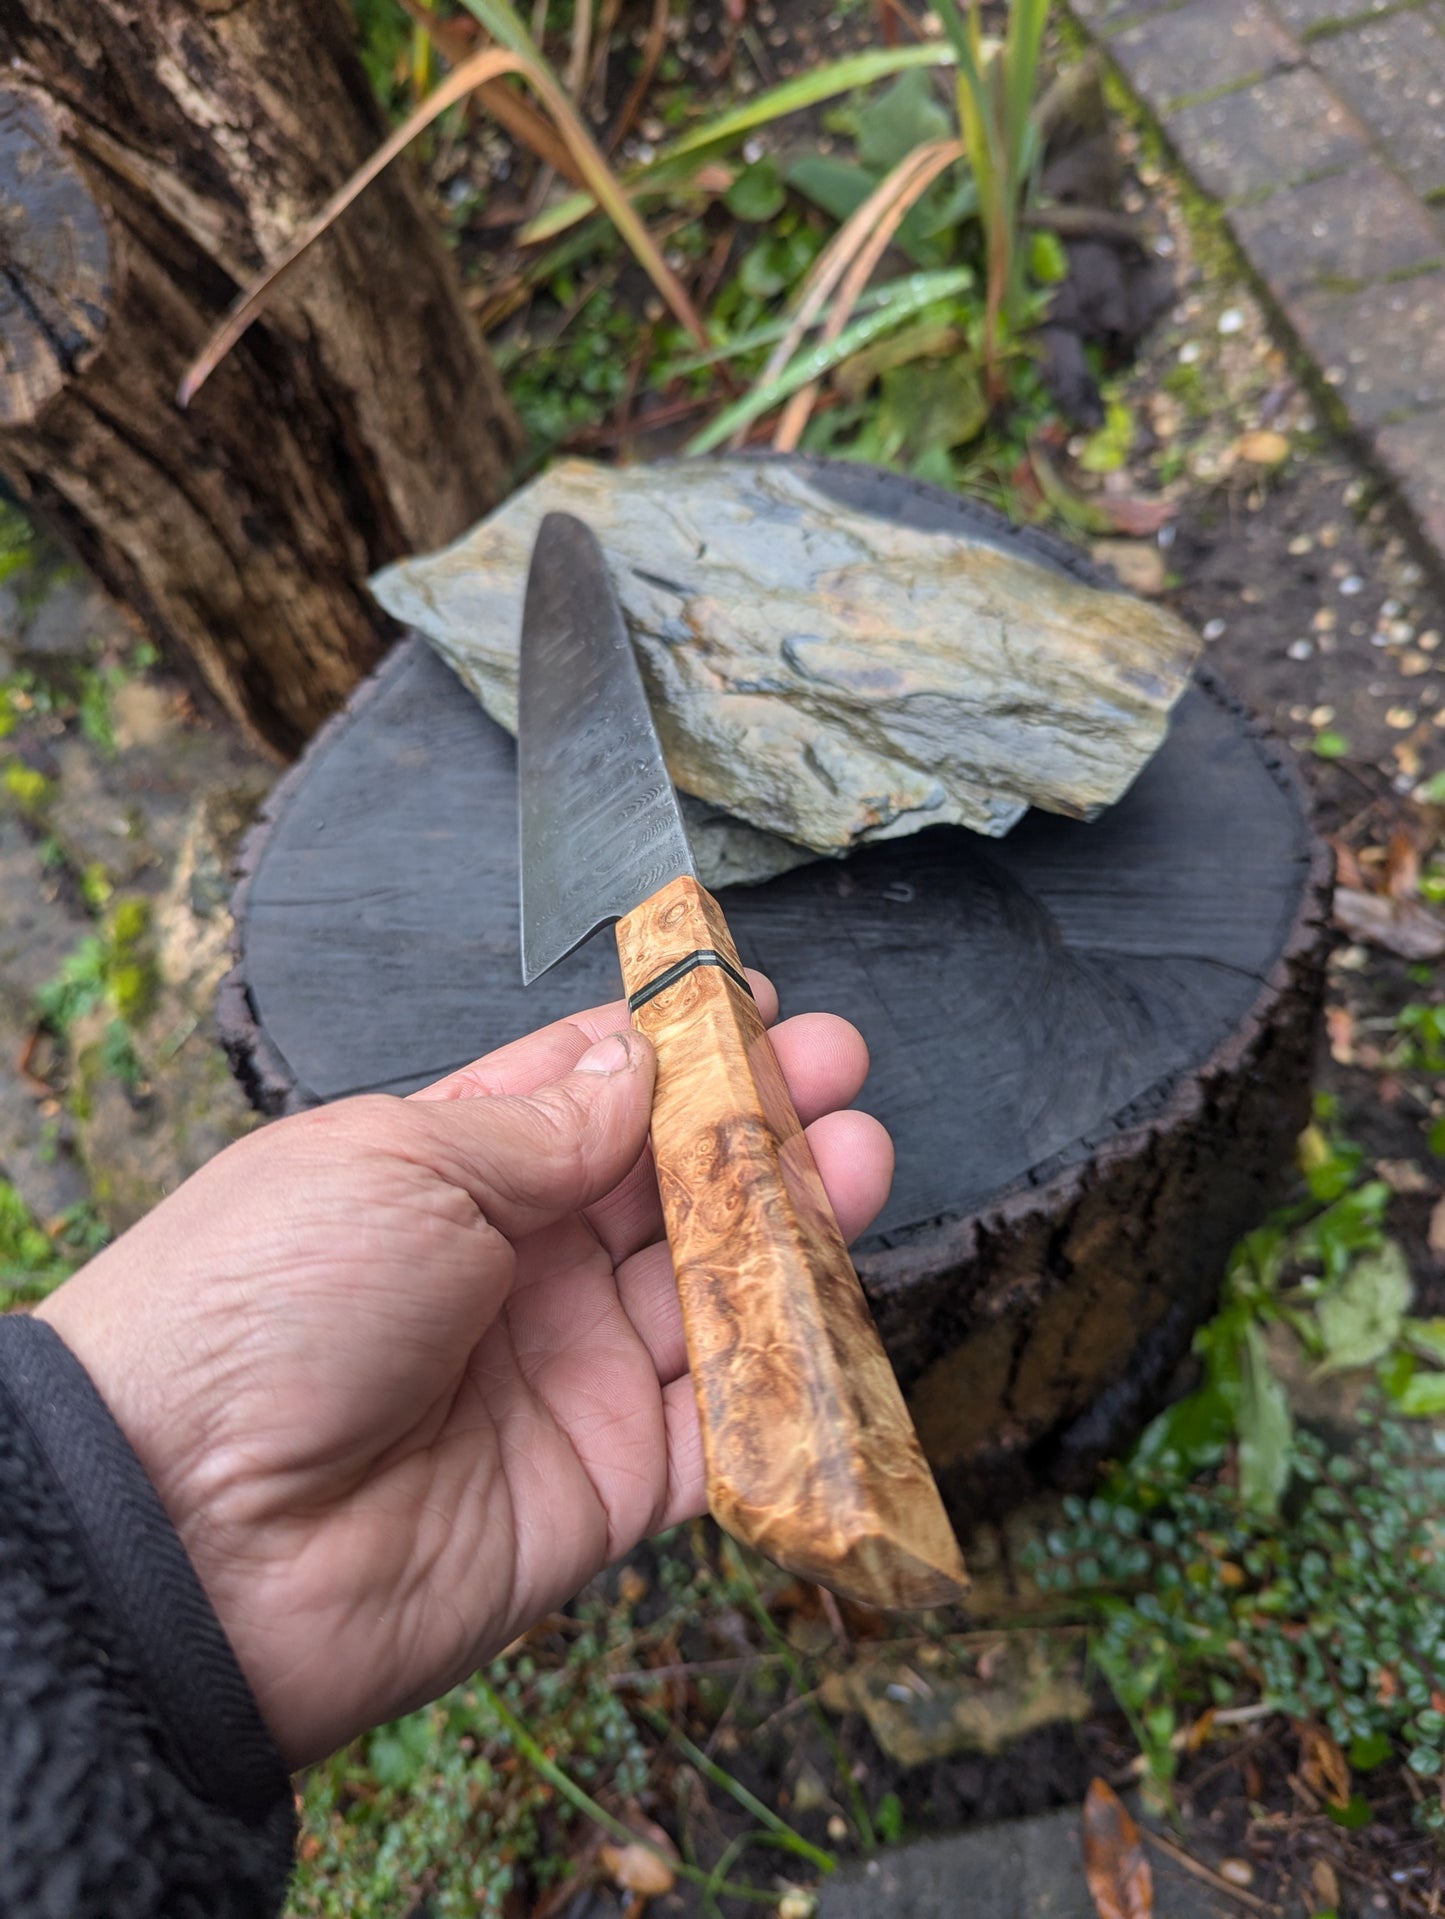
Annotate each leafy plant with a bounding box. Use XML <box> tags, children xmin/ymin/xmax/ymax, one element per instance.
<box><xmin>0</xmin><ymin>499</ymin><xmax>42</xmax><ymax>591</ymax></box>
<box><xmin>1</xmin><ymin>759</ymin><xmax>54</xmax><ymax>817</ymax></box>
<box><xmin>935</xmin><ymin>0</ymin><xmax>1048</xmax><ymax>400</ymax></box>
<box><xmin>35</xmin><ymin>898</ymin><xmax>159</xmax><ymax>1040</ymax></box>
<box><xmin>723</xmin><ymin>0</ymin><xmax>1053</xmax><ymax>460</ymax></box>
<box><xmin>182</xmin><ymin>0</ymin><xmax>716</xmax><ymax>403</ymax></box>
<box><xmin>517</xmin><ymin>44</ymin><xmax>963</xmax><ymax>247</ymax></box>
<box><xmin>289</xmin><ymin>1541</ymin><xmax>839</xmax><ymax>1919</ymax></box>
<box><xmin>2</xmin><ymin>640</ymin><xmax>159</xmax><ymax>767</ymax></box>
<box><xmin>1032</xmin><ymin>1405</ymin><xmax>1445</xmax><ymax>1835</ymax></box>
<box><xmin>1114</xmin><ymin>1098</ymin><xmax>1408</xmax><ymax>1521</ymax></box>
<box><xmin>0</xmin><ymin>1182</ymin><xmax>108</xmax><ymax>1307</ymax></box>
<box><xmin>677</xmin><ymin>1</ymin><xmax>1060</xmax><ymax>475</ymax></box>
<box><xmin>1394</xmin><ymin>1001</ymin><xmax>1445</xmax><ymax>1076</ymax></box>
<box><xmin>1022</xmin><ymin>1103</ymin><xmax>1445</xmax><ymax>1834</ymax></box>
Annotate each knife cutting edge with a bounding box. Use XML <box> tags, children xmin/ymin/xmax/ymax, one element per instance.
<box><xmin>517</xmin><ymin>509</ymin><xmax>968</xmax><ymax>1611</ymax></box>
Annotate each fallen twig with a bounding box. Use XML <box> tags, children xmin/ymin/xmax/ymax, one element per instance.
<box><xmin>1143</xmin><ymin>1830</ymin><xmax>1278</xmax><ymax>1916</ymax></box>
<box><xmin>606</xmin><ymin>0</ymin><xmax>670</xmax><ymax>155</ymax></box>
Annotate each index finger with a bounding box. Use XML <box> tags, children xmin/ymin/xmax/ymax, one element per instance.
<box><xmin>410</xmin><ymin>970</ymin><xmax>782</xmax><ymax>1103</ymax></box>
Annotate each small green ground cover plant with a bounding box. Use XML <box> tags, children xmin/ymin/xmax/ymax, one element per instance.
<box><xmin>1029</xmin><ymin>1100</ymin><xmax>1445</xmax><ymax>1835</ymax></box>
<box><xmin>0</xmin><ymin>1181</ymin><xmax>108</xmax><ymax>1309</ymax></box>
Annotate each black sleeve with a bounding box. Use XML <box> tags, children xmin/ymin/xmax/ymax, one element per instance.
<box><xmin>0</xmin><ymin>1314</ymin><xmax>296</xmax><ymax>1917</ymax></box>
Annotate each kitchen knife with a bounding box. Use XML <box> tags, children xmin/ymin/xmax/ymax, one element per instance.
<box><xmin>517</xmin><ymin>510</ymin><xmax>968</xmax><ymax>1610</ymax></box>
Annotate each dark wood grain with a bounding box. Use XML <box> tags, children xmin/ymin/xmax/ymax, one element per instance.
<box><xmin>223</xmin><ymin>469</ymin><xmax>1329</xmax><ymax>1516</ymax></box>
<box><xmin>616</xmin><ymin>873</ymin><xmax>968</xmax><ymax>1609</ymax></box>
<box><xmin>230</xmin><ymin>641</ymin><xmax>1310</xmax><ymax>1236</ymax></box>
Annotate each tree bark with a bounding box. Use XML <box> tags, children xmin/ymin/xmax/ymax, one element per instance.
<box><xmin>0</xmin><ymin>0</ymin><xmax>522</xmax><ymax>756</ymax></box>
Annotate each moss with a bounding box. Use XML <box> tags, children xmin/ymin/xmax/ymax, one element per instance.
<box><xmin>2</xmin><ymin>759</ymin><xmax>55</xmax><ymax>818</ymax></box>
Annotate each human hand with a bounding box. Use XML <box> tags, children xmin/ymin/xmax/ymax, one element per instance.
<box><xmin>36</xmin><ymin>981</ymin><xmax>891</xmax><ymax>1770</ymax></box>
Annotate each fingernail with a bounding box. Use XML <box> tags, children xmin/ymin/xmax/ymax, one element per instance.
<box><xmin>574</xmin><ymin>1030</ymin><xmax>634</xmax><ymax>1075</ymax></box>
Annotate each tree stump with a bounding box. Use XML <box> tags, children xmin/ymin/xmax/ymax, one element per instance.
<box><xmin>221</xmin><ymin>468</ymin><xmax>1331</xmax><ymax>1519</ymax></box>
<box><xmin>0</xmin><ymin>0</ymin><xmax>520</xmax><ymax>756</ymax></box>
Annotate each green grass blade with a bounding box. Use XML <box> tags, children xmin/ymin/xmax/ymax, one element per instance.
<box><xmin>684</xmin><ymin>265</ymin><xmax>973</xmax><ymax>453</ymax></box>
<box><xmin>660</xmin><ymin>1720</ymin><xmax>837</xmax><ymax>1872</ymax></box>
<box><xmin>929</xmin><ymin>0</ymin><xmax>972</xmax><ymax>63</ymax></box>
<box><xmin>522</xmin><ymin>41</ymin><xmax>959</xmax><ymax>243</ymax></box>
<box><xmin>476</xmin><ymin>1681</ymin><xmax>785</xmax><ymax>1906</ymax></box>
<box><xmin>453</xmin><ymin>0</ymin><xmax>539</xmax><ymax>58</ymax></box>
<box><xmin>660</xmin><ymin>43</ymin><xmax>958</xmax><ymax>165</ymax></box>
<box><xmin>658</xmin><ymin>273</ymin><xmax>960</xmax><ymax>374</ymax></box>
<box><xmin>1004</xmin><ymin>0</ymin><xmax>1050</xmax><ymax>191</ymax></box>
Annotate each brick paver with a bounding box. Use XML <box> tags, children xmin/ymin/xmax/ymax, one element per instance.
<box><xmin>1074</xmin><ymin>0</ymin><xmax>1445</xmax><ymax>584</ymax></box>
<box><xmin>1166</xmin><ymin>68</ymin><xmax>1370</xmax><ymax>203</ymax></box>
<box><xmin>1107</xmin><ymin>0</ymin><xmax>1297</xmax><ymax>107</ymax></box>
<box><xmin>1312</xmin><ymin>11</ymin><xmax>1445</xmax><ymax>197</ymax></box>
<box><xmin>1378</xmin><ymin>415</ymin><xmax>1445</xmax><ymax>561</ymax></box>
<box><xmin>1284</xmin><ymin>271</ymin><xmax>1445</xmax><ymax>426</ymax></box>
<box><xmin>1232</xmin><ymin>160</ymin><xmax>1443</xmax><ymax>289</ymax></box>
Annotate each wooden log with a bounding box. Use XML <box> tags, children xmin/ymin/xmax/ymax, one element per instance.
<box><xmin>221</xmin><ymin>466</ymin><xmax>1330</xmax><ymax>1518</ymax></box>
<box><xmin>0</xmin><ymin>1</ymin><xmax>520</xmax><ymax>756</ymax></box>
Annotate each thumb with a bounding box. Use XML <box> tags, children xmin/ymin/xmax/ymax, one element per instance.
<box><xmin>408</xmin><ymin>1027</ymin><xmax>657</xmax><ymax>1237</ymax></box>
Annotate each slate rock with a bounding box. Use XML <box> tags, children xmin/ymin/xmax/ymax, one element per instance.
<box><xmin>371</xmin><ymin>458</ymin><xmax>1199</xmax><ymax>887</ymax></box>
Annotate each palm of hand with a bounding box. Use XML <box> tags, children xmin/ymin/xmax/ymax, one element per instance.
<box><xmin>186</xmin><ymin>1129</ymin><xmax>692</xmax><ymax>1768</ymax></box>
<box><xmin>39</xmin><ymin>986</ymin><xmax>887</xmax><ymax>1770</ymax></box>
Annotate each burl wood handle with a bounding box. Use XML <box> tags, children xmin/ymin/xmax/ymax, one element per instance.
<box><xmin>615</xmin><ymin>874</ymin><xmax>968</xmax><ymax>1611</ymax></box>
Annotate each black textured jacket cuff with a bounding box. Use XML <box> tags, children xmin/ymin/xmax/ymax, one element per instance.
<box><xmin>0</xmin><ymin>1313</ymin><xmax>296</xmax><ymax>1917</ymax></box>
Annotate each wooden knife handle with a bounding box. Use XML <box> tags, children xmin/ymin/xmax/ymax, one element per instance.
<box><xmin>615</xmin><ymin>873</ymin><xmax>968</xmax><ymax>1611</ymax></box>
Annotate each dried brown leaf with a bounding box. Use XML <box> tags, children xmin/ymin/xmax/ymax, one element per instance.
<box><xmin>1233</xmin><ymin>428</ymin><xmax>1290</xmax><ymax>467</ymax></box>
<box><xmin>180</xmin><ymin>41</ymin><xmax>705</xmax><ymax>404</ymax></box>
<box><xmin>1332</xmin><ymin>886</ymin><xmax>1445</xmax><ymax>961</ymax></box>
<box><xmin>1386</xmin><ymin>824</ymin><xmax>1422</xmax><ymax>900</ymax></box>
<box><xmin>599</xmin><ymin>1833</ymin><xmax>678</xmax><ymax>1896</ymax></box>
<box><xmin>617</xmin><ymin>1564</ymin><xmax>649</xmax><ymax>1605</ymax></box>
<box><xmin>1082</xmin><ymin>1778</ymin><xmax>1154</xmax><ymax>1919</ymax></box>
<box><xmin>735</xmin><ymin>138</ymin><xmax>963</xmax><ymax>455</ymax></box>
<box><xmin>1097</xmin><ymin>495</ymin><xmax>1175</xmax><ymax>538</ymax></box>
<box><xmin>1327</xmin><ymin>834</ymin><xmax>1365</xmax><ymax>891</ymax></box>
<box><xmin>1299</xmin><ymin>1722</ymin><xmax>1350</xmax><ymax>1808</ymax></box>
<box><xmin>1311</xmin><ymin>1858</ymin><xmax>1339</xmax><ymax>1911</ymax></box>
<box><xmin>1429</xmin><ymin>1196</ymin><xmax>1445</xmax><ymax>1262</ymax></box>
<box><xmin>1325</xmin><ymin>1004</ymin><xmax>1355</xmax><ymax>1066</ymax></box>
<box><xmin>1090</xmin><ymin>539</ymin><xmax>1166</xmax><ymax>598</ymax></box>
<box><xmin>1375</xmin><ymin>1158</ymin><xmax>1434</xmax><ymax>1195</ymax></box>
<box><xmin>1180</xmin><ymin>1707</ymin><xmax>1216</xmax><ymax>1753</ymax></box>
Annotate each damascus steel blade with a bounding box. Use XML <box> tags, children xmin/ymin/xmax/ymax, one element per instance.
<box><xmin>518</xmin><ymin>511</ymin><xmax>698</xmax><ymax>983</ymax></box>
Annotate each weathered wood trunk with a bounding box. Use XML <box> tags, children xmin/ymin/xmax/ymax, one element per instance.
<box><xmin>220</xmin><ymin>465</ymin><xmax>1332</xmax><ymax>1523</ymax></box>
<box><xmin>0</xmin><ymin>0</ymin><xmax>521</xmax><ymax>755</ymax></box>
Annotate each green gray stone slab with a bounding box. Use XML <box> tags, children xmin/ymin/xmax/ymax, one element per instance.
<box><xmin>1231</xmin><ymin>159</ymin><xmax>1444</xmax><ymax>290</ymax></box>
<box><xmin>371</xmin><ymin>456</ymin><xmax>1199</xmax><ymax>877</ymax></box>
<box><xmin>1285</xmin><ymin>271</ymin><xmax>1445</xmax><ymax>425</ymax></box>
<box><xmin>1166</xmin><ymin>66</ymin><xmax>1368</xmax><ymax>201</ymax></box>
<box><xmin>1107</xmin><ymin>0</ymin><xmax>1296</xmax><ymax>108</ymax></box>
<box><xmin>816</xmin><ymin>1809</ymin><xmax>1236</xmax><ymax>1919</ymax></box>
<box><xmin>1312</xmin><ymin>10</ymin><xmax>1445</xmax><ymax>197</ymax></box>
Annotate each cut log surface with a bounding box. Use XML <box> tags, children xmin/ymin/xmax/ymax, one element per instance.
<box><xmin>223</xmin><ymin>467</ymin><xmax>1330</xmax><ymax>1517</ymax></box>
